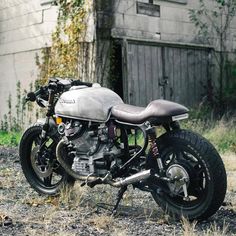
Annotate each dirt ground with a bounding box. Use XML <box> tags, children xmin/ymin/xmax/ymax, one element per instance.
<box><xmin>0</xmin><ymin>147</ymin><xmax>236</xmax><ymax>236</ymax></box>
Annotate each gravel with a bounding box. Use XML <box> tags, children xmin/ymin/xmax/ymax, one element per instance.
<box><xmin>0</xmin><ymin>147</ymin><xmax>236</xmax><ymax>236</ymax></box>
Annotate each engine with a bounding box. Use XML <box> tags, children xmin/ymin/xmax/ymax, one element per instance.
<box><xmin>58</xmin><ymin>120</ymin><xmax>122</xmax><ymax>177</ymax></box>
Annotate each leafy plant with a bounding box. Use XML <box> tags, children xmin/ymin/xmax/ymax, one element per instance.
<box><xmin>189</xmin><ymin>0</ymin><xmax>236</xmax><ymax>109</ymax></box>
<box><xmin>36</xmin><ymin>0</ymin><xmax>91</xmax><ymax>85</ymax></box>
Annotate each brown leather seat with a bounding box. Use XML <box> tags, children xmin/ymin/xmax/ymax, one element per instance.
<box><xmin>111</xmin><ymin>100</ymin><xmax>189</xmax><ymax>124</ymax></box>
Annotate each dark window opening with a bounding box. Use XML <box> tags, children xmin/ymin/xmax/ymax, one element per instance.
<box><xmin>110</xmin><ymin>41</ymin><xmax>123</xmax><ymax>99</ymax></box>
<box><xmin>137</xmin><ymin>2</ymin><xmax>160</xmax><ymax>17</ymax></box>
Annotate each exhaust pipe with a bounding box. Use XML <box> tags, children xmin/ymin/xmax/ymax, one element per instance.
<box><xmin>110</xmin><ymin>169</ymin><xmax>152</xmax><ymax>187</ymax></box>
<box><xmin>56</xmin><ymin>140</ymin><xmax>152</xmax><ymax>187</ymax></box>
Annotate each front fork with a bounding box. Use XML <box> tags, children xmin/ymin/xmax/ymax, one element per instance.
<box><xmin>40</xmin><ymin>88</ymin><xmax>55</xmax><ymax>150</ymax></box>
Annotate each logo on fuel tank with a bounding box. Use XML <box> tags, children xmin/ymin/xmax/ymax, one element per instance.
<box><xmin>59</xmin><ymin>98</ymin><xmax>76</xmax><ymax>104</ymax></box>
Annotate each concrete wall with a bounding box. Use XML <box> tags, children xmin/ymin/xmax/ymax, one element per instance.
<box><xmin>0</xmin><ymin>0</ymin><xmax>58</xmax><ymax>124</ymax></box>
<box><xmin>110</xmin><ymin>0</ymin><xmax>236</xmax><ymax>51</ymax></box>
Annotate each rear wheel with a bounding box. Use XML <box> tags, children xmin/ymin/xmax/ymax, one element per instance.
<box><xmin>147</xmin><ymin>129</ymin><xmax>227</xmax><ymax>221</ymax></box>
<box><xmin>19</xmin><ymin>125</ymin><xmax>74</xmax><ymax>195</ymax></box>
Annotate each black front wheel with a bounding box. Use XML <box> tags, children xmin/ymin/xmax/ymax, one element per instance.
<box><xmin>147</xmin><ymin>129</ymin><xmax>227</xmax><ymax>221</ymax></box>
<box><xmin>19</xmin><ymin>125</ymin><xmax>74</xmax><ymax>195</ymax></box>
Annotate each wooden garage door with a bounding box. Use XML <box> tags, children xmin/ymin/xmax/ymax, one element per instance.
<box><xmin>123</xmin><ymin>41</ymin><xmax>212</xmax><ymax>107</ymax></box>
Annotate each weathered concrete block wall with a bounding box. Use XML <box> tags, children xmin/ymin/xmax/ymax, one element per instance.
<box><xmin>0</xmin><ymin>0</ymin><xmax>58</xmax><ymax>123</ymax></box>
<box><xmin>111</xmin><ymin>0</ymin><xmax>236</xmax><ymax>51</ymax></box>
<box><xmin>96</xmin><ymin>0</ymin><xmax>236</xmax><ymax>103</ymax></box>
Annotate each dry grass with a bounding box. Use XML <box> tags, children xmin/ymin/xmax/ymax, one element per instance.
<box><xmin>182</xmin><ymin>218</ymin><xmax>198</xmax><ymax>236</ymax></box>
<box><xmin>221</xmin><ymin>152</ymin><xmax>236</xmax><ymax>192</ymax></box>
<box><xmin>183</xmin><ymin>117</ymin><xmax>236</xmax><ymax>153</ymax></box>
<box><xmin>222</xmin><ymin>152</ymin><xmax>236</xmax><ymax>172</ymax></box>
<box><xmin>85</xmin><ymin>214</ymin><xmax>114</xmax><ymax>233</ymax></box>
<box><xmin>0</xmin><ymin>143</ymin><xmax>236</xmax><ymax>235</ymax></box>
<box><xmin>181</xmin><ymin>218</ymin><xmax>229</xmax><ymax>236</ymax></box>
<box><xmin>203</xmin><ymin>222</ymin><xmax>228</xmax><ymax>236</ymax></box>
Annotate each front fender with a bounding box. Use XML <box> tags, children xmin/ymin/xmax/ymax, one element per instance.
<box><xmin>34</xmin><ymin>118</ymin><xmax>58</xmax><ymax>136</ymax></box>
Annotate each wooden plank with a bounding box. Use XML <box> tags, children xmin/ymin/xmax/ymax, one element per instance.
<box><xmin>149</xmin><ymin>46</ymin><xmax>154</xmax><ymax>101</ymax></box>
<box><xmin>156</xmin><ymin>46</ymin><xmax>163</xmax><ymax>99</ymax></box>
<box><xmin>137</xmin><ymin>45</ymin><xmax>146</xmax><ymax>106</ymax></box>
<box><xmin>164</xmin><ymin>47</ymin><xmax>171</xmax><ymax>100</ymax></box>
<box><xmin>194</xmin><ymin>49</ymin><xmax>202</xmax><ymax>103</ymax></box>
<box><xmin>144</xmin><ymin>45</ymin><xmax>153</xmax><ymax>104</ymax></box>
<box><xmin>187</xmin><ymin>49</ymin><xmax>195</xmax><ymax>106</ymax></box>
<box><xmin>202</xmin><ymin>50</ymin><xmax>208</xmax><ymax>99</ymax></box>
<box><xmin>126</xmin><ymin>42</ymin><xmax>133</xmax><ymax>104</ymax></box>
<box><xmin>131</xmin><ymin>44</ymin><xmax>139</xmax><ymax>105</ymax></box>
<box><xmin>133</xmin><ymin>44</ymin><xmax>140</xmax><ymax>105</ymax></box>
<box><xmin>172</xmin><ymin>48</ymin><xmax>181</xmax><ymax>103</ymax></box>
<box><xmin>151</xmin><ymin>46</ymin><xmax>158</xmax><ymax>100</ymax></box>
<box><xmin>122</xmin><ymin>39</ymin><xmax>128</xmax><ymax>103</ymax></box>
<box><xmin>169</xmin><ymin>47</ymin><xmax>175</xmax><ymax>101</ymax></box>
<box><xmin>180</xmin><ymin>48</ymin><xmax>188</xmax><ymax>106</ymax></box>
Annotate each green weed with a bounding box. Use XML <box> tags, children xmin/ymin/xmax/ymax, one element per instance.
<box><xmin>183</xmin><ymin>115</ymin><xmax>236</xmax><ymax>153</ymax></box>
<box><xmin>0</xmin><ymin>131</ymin><xmax>21</xmax><ymax>147</ymax></box>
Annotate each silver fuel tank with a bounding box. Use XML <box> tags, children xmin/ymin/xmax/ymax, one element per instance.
<box><xmin>55</xmin><ymin>87</ymin><xmax>124</xmax><ymax>122</ymax></box>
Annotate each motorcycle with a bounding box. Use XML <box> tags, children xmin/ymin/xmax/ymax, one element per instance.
<box><xmin>19</xmin><ymin>78</ymin><xmax>227</xmax><ymax>220</ymax></box>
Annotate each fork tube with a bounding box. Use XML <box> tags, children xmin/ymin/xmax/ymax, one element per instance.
<box><xmin>41</xmin><ymin>89</ymin><xmax>55</xmax><ymax>139</ymax></box>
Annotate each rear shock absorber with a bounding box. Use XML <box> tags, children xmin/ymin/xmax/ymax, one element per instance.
<box><xmin>147</xmin><ymin>127</ymin><xmax>164</xmax><ymax>175</ymax></box>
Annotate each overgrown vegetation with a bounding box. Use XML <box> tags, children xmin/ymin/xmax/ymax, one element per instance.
<box><xmin>1</xmin><ymin>1</ymin><xmax>91</xmax><ymax>132</ymax></box>
<box><xmin>183</xmin><ymin>106</ymin><xmax>236</xmax><ymax>153</ymax></box>
<box><xmin>189</xmin><ymin>0</ymin><xmax>236</xmax><ymax>111</ymax></box>
<box><xmin>0</xmin><ymin>131</ymin><xmax>21</xmax><ymax>147</ymax></box>
<box><xmin>0</xmin><ymin>81</ymin><xmax>35</xmax><ymax>133</ymax></box>
<box><xmin>36</xmin><ymin>0</ymin><xmax>91</xmax><ymax>86</ymax></box>
<box><xmin>183</xmin><ymin>118</ymin><xmax>236</xmax><ymax>153</ymax></box>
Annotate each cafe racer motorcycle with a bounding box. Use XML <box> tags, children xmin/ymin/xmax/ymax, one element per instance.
<box><xmin>19</xmin><ymin>78</ymin><xmax>227</xmax><ymax>220</ymax></box>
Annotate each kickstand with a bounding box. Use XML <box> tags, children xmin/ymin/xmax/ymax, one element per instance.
<box><xmin>112</xmin><ymin>186</ymin><xmax>127</xmax><ymax>215</ymax></box>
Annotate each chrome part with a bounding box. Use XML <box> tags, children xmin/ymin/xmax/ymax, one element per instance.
<box><xmin>72</xmin><ymin>157</ymin><xmax>90</xmax><ymax>175</ymax></box>
<box><xmin>166</xmin><ymin>164</ymin><xmax>189</xmax><ymax>195</ymax></box>
<box><xmin>157</xmin><ymin>158</ymin><xmax>164</xmax><ymax>170</ymax></box>
<box><xmin>111</xmin><ymin>169</ymin><xmax>152</xmax><ymax>187</ymax></box>
<box><xmin>182</xmin><ymin>182</ymin><xmax>190</xmax><ymax>201</ymax></box>
<box><xmin>172</xmin><ymin>113</ymin><xmax>189</xmax><ymax>121</ymax></box>
<box><xmin>37</xmin><ymin>97</ymin><xmax>48</xmax><ymax>107</ymax></box>
<box><xmin>58</xmin><ymin>123</ymin><xmax>66</xmax><ymax>135</ymax></box>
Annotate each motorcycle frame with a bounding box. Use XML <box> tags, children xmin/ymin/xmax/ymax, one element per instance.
<box><xmin>39</xmin><ymin>84</ymin><xmax>174</xmax><ymax>181</ymax></box>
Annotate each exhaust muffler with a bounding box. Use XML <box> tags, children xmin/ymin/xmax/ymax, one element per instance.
<box><xmin>110</xmin><ymin>169</ymin><xmax>152</xmax><ymax>187</ymax></box>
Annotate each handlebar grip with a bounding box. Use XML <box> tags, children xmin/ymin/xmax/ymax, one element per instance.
<box><xmin>26</xmin><ymin>92</ymin><xmax>36</xmax><ymax>102</ymax></box>
<box><xmin>25</xmin><ymin>88</ymin><xmax>42</xmax><ymax>102</ymax></box>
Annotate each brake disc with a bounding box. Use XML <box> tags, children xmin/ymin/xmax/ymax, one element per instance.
<box><xmin>31</xmin><ymin>146</ymin><xmax>53</xmax><ymax>178</ymax></box>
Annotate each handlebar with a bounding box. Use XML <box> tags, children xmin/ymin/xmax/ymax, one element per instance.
<box><xmin>25</xmin><ymin>79</ymin><xmax>93</xmax><ymax>102</ymax></box>
<box><xmin>25</xmin><ymin>87</ymin><xmax>44</xmax><ymax>102</ymax></box>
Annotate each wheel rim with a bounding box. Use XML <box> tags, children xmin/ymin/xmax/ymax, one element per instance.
<box><xmin>28</xmin><ymin>131</ymin><xmax>65</xmax><ymax>190</ymax></box>
<box><xmin>153</xmin><ymin>144</ymin><xmax>210</xmax><ymax>211</ymax></box>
